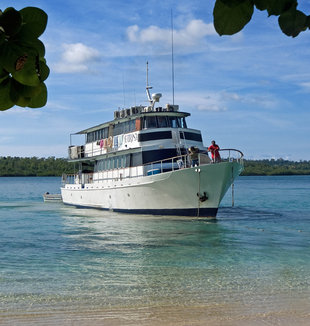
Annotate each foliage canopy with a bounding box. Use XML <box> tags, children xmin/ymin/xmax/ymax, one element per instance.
<box><xmin>213</xmin><ymin>0</ymin><xmax>309</xmax><ymax>37</ymax></box>
<box><xmin>0</xmin><ymin>157</ymin><xmax>74</xmax><ymax>176</ymax></box>
<box><xmin>0</xmin><ymin>7</ymin><xmax>49</xmax><ymax>111</ymax></box>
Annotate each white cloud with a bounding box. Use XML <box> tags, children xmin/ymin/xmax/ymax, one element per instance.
<box><xmin>299</xmin><ymin>82</ymin><xmax>310</xmax><ymax>92</ymax></box>
<box><xmin>174</xmin><ymin>91</ymin><xmax>228</xmax><ymax>112</ymax></box>
<box><xmin>54</xmin><ymin>43</ymin><xmax>100</xmax><ymax>73</ymax></box>
<box><xmin>174</xmin><ymin>90</ymin><xmax>279</xmax><ymax>113</ymax></box>
<box><xmin>0</xmin><ymin>145</ymin><xmax>68</xmax><ymax>158</ymax></box>
<box><xmin>221</xmin><ymin>91</ymin><xmax>279</xmax><ymax>110</ymax></box>
<box><xmin>127</xmin><ymin>19</ymin><xmax>216</xmax><ymax>48</ymax></box>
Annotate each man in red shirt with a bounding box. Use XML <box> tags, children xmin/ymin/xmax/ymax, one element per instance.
<box><xmin>208</xmin><ymin>140</ymin><xmax>221</xmax><ymax>163</ymax></box>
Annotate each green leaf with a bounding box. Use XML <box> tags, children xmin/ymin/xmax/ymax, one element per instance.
<box><xmin>28</xmin><ymin>82</ymin><xmax>47</xmax><ymax>108</ymax></box>
<box><xmin>12</xmin><ymin>93</ymin><xmax>31</xmax><ymax>107</ymax></box>
<box><xmin>278</xmin><ymin>8</ymin><xmax>307</xmax><ymax>37</ymax></box>
<box><xmin>0</xmin><ymin>42</ymin><xmax>24</xmax><ymax>73</ymax></box>
<box><xmin>219</xmin><ymin>0</ymin><xmax>249</xmax><ymax>8</ymax></box>
<box><xmin>0</xmin><ymin>69</ymin><xmax>9</xmax><ymax>83</ymax></box>
<box><xmin>267</xmin><ymin>0</ymin><xmax>297</xmax><ymax>16</ymax></box>
<box><xmin>0</xmin><ymin>78</ymin><xmax>14</xmax><ymax>111</ymax></box>
<box><xmin>13</xmin><ymin>39</ymin><xmax>46</xmax><ymax>58</ymax></box>
<box><xmin>12</xmin><ymin>52</ymin><xmax>40</xmax><ymax>86</ymax></box>
<box><xmin>254</xmin><ymin>0</ymin><xmax>268</xmax><ymax>11</ymax></box>
<box><xmin>213</xmin><ymin>0</ymin><xmax>254</xmax><ymax>35</ymax></box>
<box><xmin>305</xmin><ymin>15</ymin><xmax>310</xmax><ymax>29</ymax></box>
<box><xmin>38</xmin><ymin>60</ymin><xmax>50</xmax><ymax>82</ymax></box>
<box><xmin>11</xmin><ymin>79</ymin><xmax>42</xmax><ymax>98</ymax></box>
<box><xmin>31</xmin><ymin>39</ymin><xmax>45</xmax><ymax>58</ymax></box>
<box><xmin>0</xmin><ymin>7</ymin><xmax>22</xmax><ymax>36</ymax></box>
<box><xmin>18</xmin><ymin>7</ymin><xmax>48</xmax><ymax>39</ymax></box>
<box><xmin>0</xmin><ymin>6</ymin><xmax>49</xmax><ymax>111</ymax></box>
<box><xmin>0</xmin><ymin>28</ymin><xmax>5</xmax><ymax>45</ymax></box>
<box><xmin>9</xmin><ymin>78</ymin><xmax>26</xmax><ymax>106</ymax></box>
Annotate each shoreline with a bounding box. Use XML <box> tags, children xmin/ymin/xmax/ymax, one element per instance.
<box><xmin>1</xmin><ymin>157</ymin><xmax>310</xmax><ymax>177</ymax></box>
<box><xmin>1</xmin><ymin>304</ymin><xmax>310</xmax><ymax>326</ymax></box>
<box><xmin>1</xmin><ymin>173</ymin><xmax>310</xmax><ymax>177</ymax></box>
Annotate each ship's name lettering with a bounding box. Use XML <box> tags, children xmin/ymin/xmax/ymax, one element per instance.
<box><xmin>124</xmin><ymin>133</ymin><xmax>138</xmax><ymax>143</ymax></box>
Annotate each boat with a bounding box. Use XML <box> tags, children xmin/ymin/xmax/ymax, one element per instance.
<box><xmin>61</xmin><ymin>76</ymin><xmax>244</xmax><ymax>217</ymax></box>
<box><xmin>43</xmin><ymin>192</ymin><xmax>62</xmax><ymax>202</ymax></box>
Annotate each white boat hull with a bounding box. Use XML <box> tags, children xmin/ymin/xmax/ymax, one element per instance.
<box><xmin>61</xmin><ymin>161</ymin><xmax>243</xmax><ymax>217</ymax></box>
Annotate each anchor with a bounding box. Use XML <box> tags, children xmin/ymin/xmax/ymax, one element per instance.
<box><xmin>197</xmin><ymin>191</ymin><xmax>208</xmax><ymax>202</ymax></box>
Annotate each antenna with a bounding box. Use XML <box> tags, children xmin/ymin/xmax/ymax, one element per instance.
<box><xmin>122</xmin><ymin>72</ymin><xmax>126</xmax><ymax>107</ymax></box>
<box><xmin>146</xmin><ymin>61</ymin><xmax>149</xmax><ymax>88</ymax></box>
<box><xmin>146</xmin><ymin>61</ymin><xmax>152</xmax><ymax>103</ymax></box>
<box><xmin>171</xmin><ymin>9</ymin><xmax>175</xmax><ymax>105</ymax></box>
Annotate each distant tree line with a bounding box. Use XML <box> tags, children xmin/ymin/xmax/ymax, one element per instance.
<box><xmin>242</xmin><ymin>159</ymin><xmax>310</xmax><ymax>176</ymax></box>
<box><xmin>0</xmin><ymin>156</ymin><xmax>74</xmax><ymax>176</ymax></box>
<box><xmin>0</xmin><ymin>157</ymin><xmax>309</xmax><ymax>177</ymax></box>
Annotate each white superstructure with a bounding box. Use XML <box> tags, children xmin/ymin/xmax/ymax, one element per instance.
<box><xmin>61</xmin><ymin>84</ymin><xmax>243</xmax><ymax>217</ymax></box>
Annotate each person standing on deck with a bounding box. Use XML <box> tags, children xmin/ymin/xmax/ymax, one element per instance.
<box><xmin>208</xmin><ymin>140</ymin><xmax>221</xmax><ymax>163</ymax></box>
<box><xmin>188</xmin><ymin>146</ymin><xmax>199</xmax><ymax>167</ymax></box>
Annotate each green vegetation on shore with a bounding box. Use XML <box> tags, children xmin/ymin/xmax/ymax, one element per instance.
<box><xmin>242</xmin><ymin>159</ymin><xmax>310</xmax><ymax>176</ymax></box>
<box><xmin>0</xmin><ymin>156</ymin><xmax>309</xmax><ymax>177</ymax></box>
<box><xmin>0</xmin><ymin>157</ymin><xmax>74</xmax><ymax>176</ymax></box>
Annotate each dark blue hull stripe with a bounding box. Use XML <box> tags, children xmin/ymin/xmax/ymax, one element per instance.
<box><xmin>64</xmin><ymin>203</ymin><xmax>218</xmax><ymax>217</ymax></box>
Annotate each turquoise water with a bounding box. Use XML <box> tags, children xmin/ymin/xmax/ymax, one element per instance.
<box><xmin>0</xmin><ymin>176</ymin><xmax>310</xmax><ymax>324</ymax></box>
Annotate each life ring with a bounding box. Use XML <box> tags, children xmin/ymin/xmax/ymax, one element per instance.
<box><xmin>107</xmin><ymin>136</ymin><xmax>113</xmax><ymax>148</ymax></box>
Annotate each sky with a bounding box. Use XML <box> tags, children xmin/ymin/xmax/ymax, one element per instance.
<box><xmin>1</xmin><ymin>0</ymin><xmax>310</xmax><ymax>160</ymax></box>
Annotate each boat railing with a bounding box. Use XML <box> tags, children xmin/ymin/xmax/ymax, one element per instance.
<box><xmin>62</xmin><ymin>149</ymin><xmax>243</xmax><ymax>185</ymax></box>
<box><xmin>144</xmin><ymin>149</ymin><xmax>243</xmax><ymax>175</ymax></box>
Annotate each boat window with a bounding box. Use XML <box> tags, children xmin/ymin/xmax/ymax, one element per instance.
<box><xmin>95</xmin><ymin>154</ymin><xmax>132</xmax><ymax>172</ymax></box>
<box><xmin>123</xmin><ymin>121</ymin><xmax>129</xmax><ymax>134</ymax></box>
<box><xmin>116</xmin><ymin>157</ymin><xmax>121</xmax><ymax>169</ymax></box>
<box><xmin>113</xmin><ymin>123</ymin><xmax>123</xmax><ymax>137</ymax></box>
<box><xmin>86</xmin><ymin>127</ymin><xmax>108</xmax><ymax>143</ymax></box>
<box><xmin>130</xmin><ymin>120</ymin><xmax>136</xmax><ymax>132</ymax></box>
<box><xmin>124</xmin><ymin>120</ymin><xmax>136</xmax><ymax>134</ymax></box>
<box><xmin>131</xmin><ymin>152</ymin><xmax>142</xmax><ymax>166</ymax></box>
<box><xmin>168</xmin><ymin>116</ymin><xmax>180</xmax><ymax>128</ymax></box>
<box><xmin>143</xmin><ymin>116</ymin><xmax>157</xmax><ymax>129</ymax></box>
<box><xmin>157</xmin><ymin>116</ymin><xmax>168</xmax><ymax>128</ymax></box>
<box><xmin>113</xmin><ymin>120</ymin><xmax>137</xmax><ymax>136</ymax></box>
<box><xmin>180</xmin><ymin>117</ymin><xmax>187</xmax><ymax>128</ymax></box>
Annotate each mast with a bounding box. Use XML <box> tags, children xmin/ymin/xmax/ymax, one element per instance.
<box><xmin>146</xmin><ymin>61</ymin><xmax>152</xmax><ymax>103</ymax></box>
<box><xmin>171</xmin><ymin>10</ymin><xmax>175</xmax><ymax>105</ymax></box>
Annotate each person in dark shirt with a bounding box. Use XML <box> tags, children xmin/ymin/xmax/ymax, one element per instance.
<box><xmin>188</xmin><ymin>146</ymin><xmax>199</xmax><ymax>167</ymax></box>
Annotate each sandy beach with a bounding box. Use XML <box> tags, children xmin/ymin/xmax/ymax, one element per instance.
<box><xmin>1</xmin><ymin>302</ymin><xmax>310</xmax><ymax>326</ymax></box>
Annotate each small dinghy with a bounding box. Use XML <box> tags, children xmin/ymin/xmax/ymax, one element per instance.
<box><xmin>43</xmin><ymin>192</ymin><xmax>62</xmax><ymax>202</ymax></box>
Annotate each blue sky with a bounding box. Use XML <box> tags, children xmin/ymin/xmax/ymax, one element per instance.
<box><xmin>1</xmin><ymin>0</ymin><xmax>310</xmax><ymax>160</ymax></box>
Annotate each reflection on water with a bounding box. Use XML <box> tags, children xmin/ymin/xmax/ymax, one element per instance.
<box><xmin>0</xmin><ymin>176</ymin><xmax>310</xmax><ymax>325</ymax></box>
<box><xmin>48</xmin><ymin>205</ymin><xmax>310</xmax><ymax>314</ymax></box>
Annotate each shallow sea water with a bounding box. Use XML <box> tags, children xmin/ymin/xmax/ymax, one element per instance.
<box><xmin>0</xmin><ymin>176</ymin><xmax>309</xmax><ymax>325</ymax></box>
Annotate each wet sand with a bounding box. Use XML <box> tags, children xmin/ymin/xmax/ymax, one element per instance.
<box><xmin>1</xmin><ymin>303</ymin><xmax>310</xmax><ymax>326</ymax></box>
